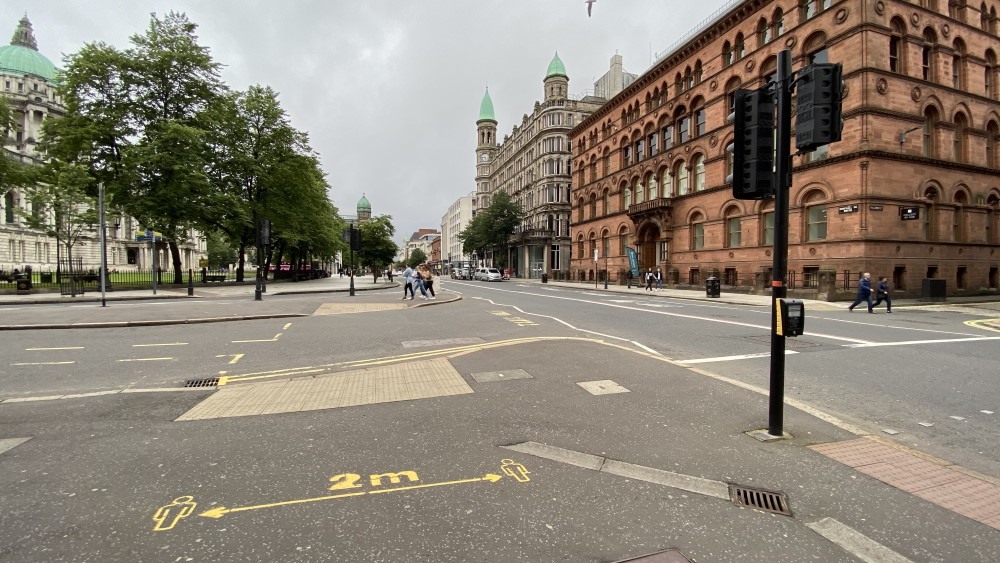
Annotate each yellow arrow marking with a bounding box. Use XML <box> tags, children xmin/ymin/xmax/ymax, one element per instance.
<box><xmin>283</xmin><ymin>323</ymin><xmax>293</xmax><ymax>330</ymax></box>
<box><xmin>198</xmin><ymin>474</ymin><xmax>502</xmax><ymax>520</ymax></box>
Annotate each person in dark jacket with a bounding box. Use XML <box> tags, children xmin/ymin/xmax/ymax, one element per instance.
<box><xmin>872</xmin><ymin>276</ymin><xmax>892</xmax><ymax>313</ymax></box>
<box><xmin>848</xmin><ymin>272</ymin><xmax>874</xmax><ymax>313</ymax></box>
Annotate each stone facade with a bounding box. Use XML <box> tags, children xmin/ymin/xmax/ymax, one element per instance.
<box><xmin>570</xmin><ymin>0</ymin><xmax>1000</xmax><ymax>298</ymax></box>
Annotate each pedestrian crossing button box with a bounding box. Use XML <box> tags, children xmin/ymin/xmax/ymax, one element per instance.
<box><xmin>777</xmin><ymin>299</ymin><xmax>804</xmax><ymax>337</ymax></box>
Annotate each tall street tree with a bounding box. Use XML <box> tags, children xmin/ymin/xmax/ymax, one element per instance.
<box><xmin>44</xmin><ymin>12</ymin><xmax>225</xmax><ymax>283</ymax></box>
<box><xmin>20</xmin><ymin>161</ymin><xmax>98</xmax><ymax>274</ymax></box>
<box><xmin>356</xmin><ymin>215</ymin><xmax>398</xmax><ymax>280</ymax></box>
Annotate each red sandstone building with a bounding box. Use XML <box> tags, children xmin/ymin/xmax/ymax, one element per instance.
<box><xmin>570</xmin><ymin>0</ymin><xmax>1000</xmax><ymax>298</ymax></box>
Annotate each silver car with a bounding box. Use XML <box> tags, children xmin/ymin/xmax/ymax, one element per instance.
<box><xmin>476</xmin><ymin>267</ymin><xmax>503</xmax><ymax>281</ymax></box>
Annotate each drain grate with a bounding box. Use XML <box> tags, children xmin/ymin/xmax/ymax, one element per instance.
<box><xmin>183</xmin><ymin>377</ymin><xmax>219</xmax><ymax>388</ymax></box>
<box><xmin>729</xmin><ymin>484</ymin><xmax>791</xmax><ymax>516</ymax></box>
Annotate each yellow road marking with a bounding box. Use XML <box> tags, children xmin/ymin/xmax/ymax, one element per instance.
<box><xmin>11</xmin><ymin>361</ymin><xmax>76</xmax><ymax>366</ymax></box>
<box><xmin>283</xmin><ymin>322</ymin><xmax>293</xmax><ymax>330</ymax></box>
<box><xmin>133</xmin><ymin>342</ymin><xmax>188</xmax><ymax>347</ymax></box>
<box><xmin>964</xmin><ymin>318</ymin><xmax>1000</xmax><ymax>333</ymax></box>
<box><xmin>118</xmin><ymin>358</ymin><xmax>174</xmax><ymax>362</ymax></box>
<box><xmin>197</xmin><ymin>473</ymin><xmax>503</xmax><ymax>520</ymax></box>
<box><xmin>216</xmin><ymin>354</ymin><xmax>244</xmax><ymax>365</ymax></box>
<box><xmin>25</xmin><ymin>347</ymin><xmax>84</xmax><ymax>351</ymax></box>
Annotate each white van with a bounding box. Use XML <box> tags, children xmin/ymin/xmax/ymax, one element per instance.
<box><xmin>476</xmin><ymin>267</ymin><xmax>503</xmax><ymax>281</ymax></box>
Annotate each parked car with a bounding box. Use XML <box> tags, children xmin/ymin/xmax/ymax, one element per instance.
<box><xmin>476</xmin><ymin>267</ymin><xmax>503</xmax><ymax>281</ymax></box>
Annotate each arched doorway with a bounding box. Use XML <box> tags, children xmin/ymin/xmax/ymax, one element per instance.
<box><xmin>635</xmin><ymin>223</ymin><xmax>662</xmax><ymax>272</ymax></box>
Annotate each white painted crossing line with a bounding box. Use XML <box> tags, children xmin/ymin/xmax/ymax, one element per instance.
<box><xmin>806</xmin><ymin>518</ymin><xmax>914</xmax><ymax>563</ymax></box>
<box><xmin>845</xmin><ymin>335</ymin><xmax>1000</xmax><ymax>348</ymax></box>
<box><xmin>0</xmin><ymin>437</ymin><xmax>32</xmax><ymax>455</ymax></box>
<box><xmin>676</xmin><ymin>351</ymin><xmax>798</xmax><ymax>365</ymax></box>
<box><xmin>11</xmin><ymin>361</ymin><xmax>76</xmax><ymax>366</ymax></box>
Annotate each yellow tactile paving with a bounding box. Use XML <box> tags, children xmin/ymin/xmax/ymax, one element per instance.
<box><xmin>313</xmin><ymin>303</ymin><xmax>408</xmax><ymax>315</ymax></box>
<box><xmin>811</xmin><ymin>437</ymin><xmax>1000</xmax><ymax>530</ymax></box>
<box><xmin>175</xmin><ymin>358</ymin><xmax>472</xmax><ymax>421</ymax></box>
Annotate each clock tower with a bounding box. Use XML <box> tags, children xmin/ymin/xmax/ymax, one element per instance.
<box><xmin>476</xmin><ymin>87</ymin><xmax>497</xmax><ymax>197</ymax></box>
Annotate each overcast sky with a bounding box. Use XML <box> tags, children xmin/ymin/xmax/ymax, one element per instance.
<box><xmin>5</xmin><ymin>0</ymin><xmax>733</xmax><ymax>244</ymax></box>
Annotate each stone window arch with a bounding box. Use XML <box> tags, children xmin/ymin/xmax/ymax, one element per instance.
<box><xmin>689</xmin><ymin>211</ymin><xmax>705</xmax><ymax>250</ymax></box>
<box><xmin>757</xmin><ymin>17</ymin><xmax>771</xmax><ymax>48</ymax></box>
<box><xmin>724</xmin><ymin>205</ymin><xmax>743</xmax><ymax>248</ymax></box>
<box><xmin>923</xmin><ymin>185</ymin><xmax>940</xmax><ymax>240</ymax></box>
<box><xmin>923</xmin><ymin>105</ymin><xmax>941</xmax><ymax>157</ymax></box>
<box><xmin>952</xmin><ymin>38</ymin><xmax>967</xmax><ymax>89</ymax></box>
<box><xmin>803</xmin><ymin>190</ymin><xmax>828</xmax><ymax>241</ymax></box>
<box><xmin>618</xmin><ymin>225</ymin><xmax>630</xmax><ymax>256</ymax></box>
<box><xmin>693</xmin><ymin>154</ymin><xmax>706</xmax><ymax>191</ymax></box>
<box><xmin>890</xmin><ymin>18</ymin><xmax>907</xmax><ymax>74</ymax></box>
<box><xmin>723</xmin><ymin>40</ymin><xmax>734</xmax><ymax>67</ymax></box>
<box><xmin>922</xmin><ymin>28</ymin><xmax>937</xmax><ymax>82</ymax></box>
<box><xmin>986</xmin><ymin>120</ymin><xmax>999</xmax><ymax>167</ymax></box>
<box><xmin>675</xmin><ymin>160</ymin><xmax>689</xmax><ymax>196</ymax></box>
<box><xmin>953</xmin><ymin>112</ymin><xmax>969</xmax><ymax>163</ymax></box>
<box><xmin>953</xmin><ymin>188</ymin><xmax>969</xmax><ymax>242</ymax></box>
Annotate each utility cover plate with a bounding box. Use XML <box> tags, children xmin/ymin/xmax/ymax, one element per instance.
<box><xmin>613</xmin><ymin>548</ymin><xmax>693</xmax><ymax>562</ymax></box>
<box><xmin>470</xmin><ymin>369</ymin><xmax>533</xmax><ymax>383</ymax></box>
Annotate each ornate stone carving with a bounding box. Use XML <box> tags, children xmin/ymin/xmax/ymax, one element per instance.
<box><xmin>710</xmin><ymin>79</ymin><xmax>718</xmax><ymax>91</ymax></box>
<box><xmin>785</xmin><ymin>36</ymin><xmax>797</xmax><ymax>49</ymax></box>
<box><xmin>876</xmin><ymin>78</ymin><xmax>888</xmax><ymax>94</ymax></box>
<box><xmin>709</xmin><ymin>134</ymin><xmax>718</xmax><ymax>147</ymax></box>
<box><xmin>874</xmin><ymin>1</ymin><xmax>885</xmax><ymax>16</ymax></box>
<box><xmin>911</xmin><ymin>86</ymin><xmax>922</xmax><ymax>101</ymax></box>
<box><xmin>941</xmin><ymin>24</ymin><xmax>950</xmax><ymax>38</ymax></box>
<box><xmin>911</xmin><ymin>12</ymin><xmax>919</xmax><ymax>26</ymax></box>
<box><xmin>835</xmin><ymin>8</ymin><xmax>848</xmax><ymax>24</ymax></box>
<box><xmin>729</xmin><ymin>252</ymin><xmax>735</xmax><ymax>258</ymax></box>
<box><xmin>765</xmin><ymin>249</ymin><xmax>772</xmax><ymax>257</ymax></box>
<box><xmin>745</xmin><ymin>59</ymin><xmax>756</xmax><ymax>72</ymax></box>
<box><xmin>809</xmin><ymin>247</ymin><xmax>816</xmax><ymax>255</ymax></box>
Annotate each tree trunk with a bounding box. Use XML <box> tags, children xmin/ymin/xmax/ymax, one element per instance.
<box><xmin>169</xmin><ymin>240</ymin><xmax>183</xmax><ymax>284</ymax></box>
<box><xmin>237</xmin><ymin>241</ymin><xmax>247</xmax><ymax>282</ymax></box>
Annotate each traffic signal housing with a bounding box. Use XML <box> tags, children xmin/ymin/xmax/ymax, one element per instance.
<box><xmin>728</xmin><ymin>88</ymin><xmax>776</xmax><ymax>200</ymax></box>
<box><xmin>795</xmin><ymin>63</ymin><xmax>844</xmax><ymax>152</ymax></box>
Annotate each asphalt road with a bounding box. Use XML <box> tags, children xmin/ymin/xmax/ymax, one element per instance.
<box><xmin>1</xmin><ymin>282</ymin><xmax>999</xmax><ymax>562</ymax></box>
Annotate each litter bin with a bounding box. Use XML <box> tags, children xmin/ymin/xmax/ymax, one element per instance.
<box><xmin>921</xmin><ymin>278</ymin><xmax>946</xmax><ymax>302</ymax></box>
<box><xmin>541</xmin><ymin>273</ymin><xmax>548</xmax><ymax>283</ymax></box>
<box><xmin>40</xmin><ymin>272</ymin><xmax>53</xmax><ymax>283</ymax></box>
<box><xmin>706</xmin><ymin>276</ymin><xmax>720</xmax><ymax>298</ymax></box>
<box><xmin>16</xmin><ymin>277</ymin><xmax>32</xmax><ymax>294</ymax></box>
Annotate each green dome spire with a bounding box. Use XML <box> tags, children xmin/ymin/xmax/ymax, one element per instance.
<box><xmin>0</xmin><ymin>15</ymin><xmax>58</xmax><ymax>82</ymax></box>
<box><xmin>478</xmin><ymin>88</ymin><xmax>496</xmax><ymax>122</ymax></box>
<box><xmin>545</xmin><ymin>51</ymin><xmax>567</xmax><ymax>78</ymax></box>
<box><xmin>357</xmin><ymin>194</ymin><xmax>371</xmax><ymax>213</ymax></box>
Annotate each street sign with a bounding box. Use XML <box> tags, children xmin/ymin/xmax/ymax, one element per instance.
<box><xmin>900</xmin><ymin>206</ymin><xmax>920</xmax><ymax>220</ymax></box>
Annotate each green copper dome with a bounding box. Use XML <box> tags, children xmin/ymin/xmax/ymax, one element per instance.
<box><xmin>545</xmin><ymin>52</ymin><xmax>567</xmax><ymax>78</ymax></box>
<box><xmin>478</xmin><ymin>88</ymin><xmax>496</xmax><ymax>122</ymax></box>
<box><xmin>0</xmin><ymin>16</ymin><xmax>58</xmax><ymax>82</ymax></box>
<box><xmin>357</xmin><ymin>194</ymin><xmax>371</xmax><ymax>212</ymax></box>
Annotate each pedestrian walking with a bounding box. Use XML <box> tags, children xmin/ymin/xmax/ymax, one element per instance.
<box><xmin>873</xmin><ymin>276</ymin><xmax>892</xmax><ymax>313</ymax></box>
<box><xmin>848</xmin><ymin>272</ymin><xmax>874</xmax><ymax>313</ymax></box>
<box><xmin>655</xmin><ymin>269</ymin><xmax>663</xmax><ymax>291</ymax></box>
<box><xmin>626</xmin><ymin>270</ymin><xmax>633</xmax><ymax>288</ymax></box>
<box><xmin>402</xmin><ymin>265</ymin><xmax>415</xmax><ymax>300</ymax></box>
<box><xmin>414</xmin><ymin>269</ymin><xmax>429</xmax><ymax>299</ymax></box>
<box><xmin>645</xmin><ymin>268</ymin><xmax>654</xmax><ymax>291</ymax></box>
<box><xmin>421</xmin><ymin>265</ymin><xmax>436</xmax><ymax>299</ymax></box>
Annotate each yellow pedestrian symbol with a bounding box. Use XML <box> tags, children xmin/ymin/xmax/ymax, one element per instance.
<box><xmin>152</xmin><ymin>496</ymin><xmax>197</xmax><ymax>531</ymax></box>
<box><xmin>500</xmin><ymin>459</ymin><xmax>531</xmax><ymax>483</ymax></box>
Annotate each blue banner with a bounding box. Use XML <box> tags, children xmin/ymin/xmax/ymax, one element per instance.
<box><xmin>626</xmin><ymin>247</ymin><xmax>640</xmax><ymax>277</ymax></box>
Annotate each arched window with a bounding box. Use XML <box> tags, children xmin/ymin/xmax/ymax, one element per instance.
<box><xmin>690</xmin><ymin>212</ymin><xmax>705</xmax><ymax>250</ymax></box>
<box><xmin>734</xmin><ymin>33</ymin><xmax>745</xmax><ymax>60</ymax></box>
<box><xmin>602</xmin><ymin>230</ymin><xmax>611</xmax><ymax>259</ymax></box>
<box><xmin>986</xmin><ymin>193</ymin><xmax>999</xmax><ymax>245</ymax></box>
<box><xmin>693</xmin><ymin>155</ymin><xmax>706</xmax><ymax>191</ymax></box>
<box><xmin>577</xmin><ymin>236</ymin><xmax>585</xmax><ymax>259</ymax></box>
<box><xmin>634</xmin><ymin>178</ymin><xmax>645</xmax><ymax>204</ymax></box>
<box><xmin>802</xmin><ymin>0</ymin><xmax>817</xmax><ymax>20</ymax></box>
<box><xmin>922</xmin><ymin>28</ymin><xmax>937</xmax><ymax>81</ymax></box>
<box><xmin>694</xmin><ymin>104</ymin><xmax>707</xmax><ymax>136</ymax></box>
<box><xmin>676</xmin><ymin>161</ymin><xmax>689</xmax><ymax>195</ymax></box>
<box><xmin>648</xmin><ymin>174</ymin><xmax>658</xmax><ymax>201</ymax></box>
<box><xmin>923</xmin><ymin>186</ymin><xmax>939</xmax><ymax>240</ymax></box>
<box><xmin>723</xmin><ymin>41</ymin><xmax>734</xmax><ymax>67</ymax></box>
<box><xmin>694</xmin><ymin>61</ymin><xmax>703</xmax><ymax>85</ymax></box>
<box><xmin>923</xmin><ymin>106</ymin><xmax>940</xmax><ymax>157</ymax></box>
<box><xmin>804</xmin><ymin>191</ymin><xmax>828</xmax><ymax>241</ymax></box>
<box><xmin>987</xmin><ymin>50</ymin><xmax>997</xmax><ymax>99</ymax></box>
<box><xmin>4</xmin><ymin>191</ymin><xmax>15</xmax><ymax>224</ymax></box>
<box><xmin>761</xmin><ymin>201</ymin><xmax>775</xmax><ymax>245</ymax></box>
<box><xmin>589</xmin><ymin>193</ymin><xmax>598</xmax><ymax>219</ymax></box>
<box><xmin>890</xmin><ymin>18</ymin><xmax>907</xmax><ymax>74</ymax></box>
<box><xmin>987</xmin><ymin>120</ymin><xmax>999</xmax><ymax>167</ymax></box>
<box><xmin>953</xmin><ymin>190</ymin><xmax>968</xmax><ymax>242</ymax></box>
<box><xmin>773</xmin><ymin>8</ymin><xmax>785</xmax><ymax>37</ymax></box>
<box><xmin>619</xmin><ymin>227</ymin><xmax>630</xmax><ymax>256</ymax></box>
<box><xmin>982</xmin><ymin>2</ymin><xmax>990</xmax><ymax>31</ymax></box>
<box><xmin>725</xmin><ymin>207</ymin><xmax>742</xmax><ymax>248</ymax></box>
<box><xmin>952</xmin><ymin>39</ymin><xmax>966</xmax><ymax>89</ymax></box>
<box><xmin>992</xmin><ymin>7</ymin><xmax>999</xmax><ymax>35</ymax></box>
<box><xmin>675</xmin><ymin>105</ymin><xmax>690</xmax><ymax>144</ymax></box>
<box><xmin>589</xmin><ymin>233</ymin><xmax>597</xmax><ymax>260</ymax></box>
<box><xmin>622</xmin><ymin>185</ymin><xmax>632</xmax><ymax>209</ymax></box>
<box><xmin>662</xmin><ymin>167</ymin><xmax>674</xmax><ymax>197</ymax></box>
<box><xmin>954</xmin><ymin>113</ymin><xmax>968</xmax><ymax>163</ymax></box>
<box><xmin>757</xmin><ymin>18</ymin><xmax>770</xmax><ymax>47</ymax></box>
<box><xmin>577</xmin><ymin>198</ymin><xmax>586</xmax><ymax>222</ymax></box>
<box><xmin>603</xmin><ymin>189</ymin><xmax>610</xmax><ymax>215</ymax></box>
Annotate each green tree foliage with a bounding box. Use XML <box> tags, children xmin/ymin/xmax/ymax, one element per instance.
<box><xmin>205</xmin><ymin>229</ymin><xmax>237</xmax><ymax>268</ymax></box>
<box><xmin>406</xmin><ymin>248</ymin><xmax>427</xmax><ymax>268</ymax></box>
<box><xmin>20</xmin><ymin>161</ymin><xmax>97</xmax><ymax>268</ymax></box>
<box><xmin>356</xmin><ymin>215</ymin><xmax>398</xmax><ymax>276</ymax></box>
<box><xmin>203</xmin><ymin>85</ymin><xmax>341</xmax><ymax>280</ymax></box>
<box><xmin>459</xmin><ymin>191</ymin><xmax>523</xmax><ymax>267</ymax></box>
<box><xmin>45</xmin><ymin>12</ymin><xmax>225</xmax><ymax>283</ymax></box>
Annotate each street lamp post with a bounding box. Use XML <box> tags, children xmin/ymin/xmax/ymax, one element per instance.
<box><xmin>98</xmin><ymin>183</ymin><xmax>107</xmax><ymax>307</ymax></box>
<box><xmin>604</xmin><ymin>251</ymin><xmax>608</xmax><ymax>290</ymax></box>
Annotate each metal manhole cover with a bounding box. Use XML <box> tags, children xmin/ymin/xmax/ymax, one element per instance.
<box><xmin>729</xmin><ymin>484</ymin><xmax>791</xmax><ymax>516</ymax></box>
<box><xmin>184</xmin><ymin>378</ymin><xmax>219</xmax><ymax>388</ymax></box>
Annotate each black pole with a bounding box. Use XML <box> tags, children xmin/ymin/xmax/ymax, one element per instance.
<box><xmin>188</xmin><ymin>268</ymin><xmax>194</xmax><ymax>296</ymax></box>
<box><xmin>768</xmin><ymin>49</ymin><xmax>793</xmax><ymax>437</ymax></box>
<box><xmin>604</xmin><ymin>253</ymin><xmax>608</xmax><ymax>289</ymax></box>
<box><xmin>349</xmin><ymin>247</ymin><xmax>355</xmax><ymax>297</ymax></box>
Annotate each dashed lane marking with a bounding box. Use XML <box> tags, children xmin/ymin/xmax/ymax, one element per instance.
<box><xmin>132</xmin><ymin>342</ymin><xmax>188</xmax><ymax>347</ymax></box>
<box><xmin>117</xmin><ymin>357</ymin><xmax>174</xmax><ymax>362</ymax></box>
<box><xmin>11</xmin><ymin>361</ymin><xmax>76</xmax><ymax>366</ymax></box>
<box><xmin>25</xmin><ymin>346</ymin><xmax>84</xmax><ymax>351</ymax></box>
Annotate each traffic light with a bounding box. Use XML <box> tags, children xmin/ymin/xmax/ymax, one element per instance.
<box><xmin>795</xmin><ymin>63</ymin><xmax>843</xmax><ymax>152</ymax></box>
<box><xmin>728</xmin><ymin>88</ymin><xmax>776</xmax><ymax>200</ymax></box>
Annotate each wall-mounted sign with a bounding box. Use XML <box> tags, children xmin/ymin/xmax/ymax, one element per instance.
<box><xmin>838</xmin><ymin>205</ymin><xmax>859</xmax><ymax>214</ymax></box>
<box><xmin>869</xmin><ymin>204</ymin><xmax>884</xmax><ymax>211</ymax></box>
<box><xmin>900</xmin><ymin>206</ymin><xmax>920</xmax><ymax>220</ymax></box>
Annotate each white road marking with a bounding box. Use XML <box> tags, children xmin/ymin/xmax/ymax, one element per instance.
<box><xmin>844</xmin><ymin>336</ymin><xmax>1000</xmax><ymax>348</ymax></box>
<box><xmin>676</xmin><ymin>351</ymin><xmax>799</xmax><ymax>365</ymax></box>
<box><xmin>132</xmin><ymin>342</ymin><xmax>188</xmax><ymax>347</ymax></box>
<box><xmin>11</xmin><ymin>361</ymin><xmax>76</xmax><ymax>366</ymax></box>
<box><xmin>25</xmin><ymin>346</ymin><xmax>84</xmax><ymax>351</ymax></box>
<box><xmin>806</xmin><ymin>518</ymin><xmax>914</xmax><ymax>563</ymax></box>
<box><xmin>630</xmin><ymin>341</ymin><xmax>662</xmax><ymax>356</ymax></box>
<box><xmin>117</xmin><ymin>357</ymin><xmax>174</xmax><ymax>362</ymax></box>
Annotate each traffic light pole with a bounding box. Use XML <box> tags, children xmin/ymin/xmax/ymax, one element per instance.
<box><xmin>768</xmin><ymin>49</ymin><xmax>793</xmax><ymax>437</ymax></box>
